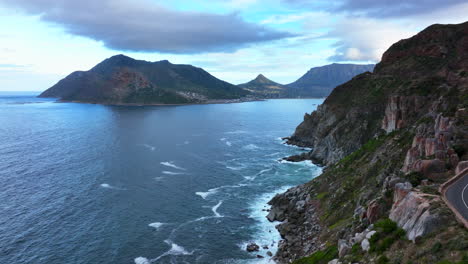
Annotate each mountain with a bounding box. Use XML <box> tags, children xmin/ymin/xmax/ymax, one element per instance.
<box><xmin>238</xmin><ymin>74</ymin><xmax>287</xmax><ymax>98</ymax></box>
<box><xmin>287</xmin><ymin>63</ymin><xmax>375</xmax><ymax>97</ymax></box>
<box><xmin>270</xmin><ymin>22</ymin><xmax>468</xmax><ymax>263</ymax></box>
<box><xmin>39</xmin><ymin>55</ymin><xmax>250</xmax><ymax>104</ymax></box>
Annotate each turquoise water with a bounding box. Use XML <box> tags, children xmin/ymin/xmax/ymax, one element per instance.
<box><xmin>0</xmin><ymin>94</ymin><xmax>323</xmax><ymax>264</ymax></box>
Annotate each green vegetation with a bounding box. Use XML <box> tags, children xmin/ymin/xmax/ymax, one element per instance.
<box><xmin>405</xmin><ymin>171</ymin><xmax>424</xmax><ymax>186</ymax></box>
<box><xmin>369</xmin><ymin>219</ymin><xmax>406</xmax><ymax>254</ymax></box>
<box><xmin>292</xmin><ymin>246</ymin><xmax>338</xmax><ymax>264</ymax></box>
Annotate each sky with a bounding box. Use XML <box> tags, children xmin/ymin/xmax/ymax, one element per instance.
<box><xmin>0</xmin><ymin>0</ymin><xmax>467</xmax><ymax>91</ymax></box>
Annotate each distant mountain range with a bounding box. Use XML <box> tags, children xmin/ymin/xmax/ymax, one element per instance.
<box><xmin>286</xmin><ymin>63</ymin><xmax>375</xmax><ymax>97</ymax></box>
<box><xmin>39</xmin><ymin>55</ymin><xmax>250</xmax><ymax>104</ymax></box>
<box><xmin>237</xmin><ymin>63</ymin><xmax>374</xmax><ymax>98</ymax></box>
<box><xmin>39</xmin><ymin>54</ymin><xmax>375</xmax><ymax>104</ymax></box>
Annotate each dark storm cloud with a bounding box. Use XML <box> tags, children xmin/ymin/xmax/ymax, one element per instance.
<box><xmin>0</xmin><ymin>0</ymin><xmax>295</xmax><ymax>53</ymax></box>
<box><xmin>284</xmin><ymin>0</ymin><xmax>467</xmax><ymax>17</ymax></box>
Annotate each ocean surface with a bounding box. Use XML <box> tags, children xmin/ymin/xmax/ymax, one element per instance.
<box><xmin>0</xmin><ymin>93</ymin><xmax>323</xmax><ymax>264</ymax></box>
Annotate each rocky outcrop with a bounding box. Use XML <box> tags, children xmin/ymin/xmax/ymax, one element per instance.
<box><xmin>389</xmin><ymin>183</ymin><xmax>445</xmax><ymax>242</ymax></box>
<box><xmin>267</xmin><ymin>185</ymin><xmax>322</xmax><ymax>263</ymax></box>
<box><xmin>272</xmin><ymin>22</ymin><xmax>468</xmax><ymax>264</ymax></box>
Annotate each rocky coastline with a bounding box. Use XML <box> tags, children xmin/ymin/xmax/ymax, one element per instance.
<box><xmin>266</xmin><ymin>22</ymin><xmax>468</xmax><ymax>264</ymax></box>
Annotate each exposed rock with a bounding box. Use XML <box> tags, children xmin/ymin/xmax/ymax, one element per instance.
<box><xmin>338</xmin><ymin>239</ymin><xmax>350</xmax><ymax>258</ymax></box>
<box><xmin>246</xmin><ymin>243</ymin><xmax>260</xmax><ymax>252</ymax></box>
<box><xmin>328</xmin><ymin>259</ymin><xmax>341</xmax><ymax>264</ymax></box>
<box><xmin>366</xmin><ymin>199</ymin><xmax>386</xmax><ymax>224</ymax></box>
<box><xmin>267</xmin><ymin>251</ymin><xmax>273</xmax><ymax>257</ymax></box>
<box><xmin>361</xmin><ymin>238</ymin><xmax>370</xmax><ymax>251</ymax></box>
<box><xmin>389</xmin><ymin>183</ymin><xmax>444</xmax><ymax>241</ymax></box>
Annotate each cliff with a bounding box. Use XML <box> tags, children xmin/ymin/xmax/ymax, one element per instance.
<box><xmin>287</xmin><ymin>63</ymin><xmax>375</xmax><ymax>98</ymax></box>
<box><xmin>39</xmin><ymin>55</ymin><xmax>250</xmax><ymax>104</ymax></box>
<box><xmin>271</xmin><ymin>22</ymin><xmax>468</xmax><ymax>264</ymax></box>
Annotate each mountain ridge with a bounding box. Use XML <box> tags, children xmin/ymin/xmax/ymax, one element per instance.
<box><xmin>39</xmin><ymin>54</ymin><xmax>251</xmax><ymax>105</ymax></box>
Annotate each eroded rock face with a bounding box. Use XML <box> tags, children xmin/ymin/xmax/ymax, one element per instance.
<box><xmin>389</xmin><ymin>183</ymin><xmax>444</xmax><ymax>241</ymax></box>
<box><xmin>382</xmin><ymin>96</ymin><xmax>425</xmax><ymax>133</ymax></box>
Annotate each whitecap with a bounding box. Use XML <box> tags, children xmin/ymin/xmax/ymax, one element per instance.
<box><xmin>148</xmin><ymin>222</ymin><xmax>165</xmax><ymax>230</ymax></box>
<box><xmin>154</xmin><ymin>177</ymin><xmax>164</xmax><ymax>181</ymax></box>
<box><xmin>226</xmin><ymin>165</ymin><xmax>244</xmax><ymax>171</ymax></box>
<box><xmin>195</xmin><ymin>188</ymin><xmax>218</xmax><ymax>199</ymax></box>
<box><xmin>161</xmin><ymin>161</ymin><xmax>185</xmax><ymax>171</ymax></box>
<box><xmin>279</xmin><ymin>159</ymin><xmax>315</xmax><ymax>167</ymax></box>
<box><xmin>139</xmin><ymin>144</ymin><xmax>156</xmax><ymax>151</ymax></box>
<box><xmin>220</xmin><ymin>138</ymin><xmax>226</xmax><ymax>141</ymax></box>
<box><xmin>212</xmin><ymin>200</ymin><xmax>223</xmax><ymax>217</ymax></box>
<box><xmin>151</xmin><ymin>240</ymin><xmax>193</xmax><ymax>262</ymax></box>
<box><xmin>162</xmin><ymin>171</ymin><xmax>185</xmax><ymax>175</ymax></box>
<box><xmin>134</xmin><ymin>257</ymin><xmax>150</xmax><ymax>264</ymax></box>
<box><xmin>225</xmin><ymin>130</ymin><xmax>248</xmax><ymax>134</ymax></box>
<box><xmin>100</xmin><ymin>183</ymin><xmax>125</xmax><ymax>190</ymax></box>
<box><xmin>264</xmin><ymin>152</ymin><xmax>281</xmax><ymax>157</ymax></box>
<box><xmin>243</xmin><ymin>144</ymin><xmax>259</xmax><ymax>150</ymax></box>
<box><xmin>225</xmin><ymin>141</ymin><xmax>232</xmax><ymax>147</ymax></box>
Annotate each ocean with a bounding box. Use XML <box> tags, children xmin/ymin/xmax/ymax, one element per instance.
<box><xmin>0</xmin><ymin>93</ymin><xmax>323</xmax><ymax>264</ymax></box>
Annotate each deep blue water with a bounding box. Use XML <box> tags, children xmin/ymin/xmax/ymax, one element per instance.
<box><xmin>0</xmin><ymin>93</ymin><xmax>323</xmax><ymax>264</ymax></box>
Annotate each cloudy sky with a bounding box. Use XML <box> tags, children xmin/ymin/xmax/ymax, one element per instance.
<box><xmin>0</xmin><ymin>0</ymin><xmax>467</xmax><ymax>91</ymax></box>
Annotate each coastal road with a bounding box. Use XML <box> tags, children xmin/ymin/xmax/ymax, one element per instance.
<box><xmin>445</xmin><ymin>171</ymin><xmax>468</xmax><ymax>223</ymax></box>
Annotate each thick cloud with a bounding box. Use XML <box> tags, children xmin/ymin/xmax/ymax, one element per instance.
<box><xmin>0</xmin><ymin>0</ymin><xmax>294</xmax><ymax>53</ymax></box>
<box><xmin>284</xmin><ymin>0</ymin><xmax>467</xmax><ymax>17</ymax></box>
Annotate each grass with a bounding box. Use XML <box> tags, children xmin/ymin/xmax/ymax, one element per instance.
<box><xmin>292</xmin><ymin>246</ymin><xmax>338</xmax><ymax>264</ymax></box>
<box><xmin>369</xmin><ymin>219</ymin><xmax>406</xmax><ymax>254</ymax></box>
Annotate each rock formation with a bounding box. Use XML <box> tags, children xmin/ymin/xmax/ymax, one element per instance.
<box><xmin>270</xmin><ymin>22</ymin><xmax>468</xmax><ymax>263</ymax></box>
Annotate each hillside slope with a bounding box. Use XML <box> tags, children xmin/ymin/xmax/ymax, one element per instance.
<box><xmin>272</xmin><ymin>22</ymin><xmax>468</xmax><ymax>264</ymax></box>
<box><xmin>39</xmin><ymin>55</ymin><xmax>250</xmax><ymax>104</ymax></box>
<box><xmin>238</xmin><ymin>74</ymin><xmax>287</xmax><ymax>98</ymax></box>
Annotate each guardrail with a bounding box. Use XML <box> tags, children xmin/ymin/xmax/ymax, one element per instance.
<box><xmin>439</xmin><ymin>167</ymin><xmax>468</xmax><ymax>229</ymax></box>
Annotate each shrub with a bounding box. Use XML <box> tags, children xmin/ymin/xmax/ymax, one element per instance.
<box><xmin>292</xmin><ymin>246</ymin><xmax>338</xmax><ymax>264</ymax></box>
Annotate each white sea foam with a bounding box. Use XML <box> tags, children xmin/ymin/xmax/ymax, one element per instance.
<box><xmin>243</xmin><ymin>144</ymin><xmax>259</xmax><ymax>150</ymax></box>
<box><xmin>100</xmin><ymin>183</ymin><xmax>125</xmax><ymax>190</ymax></box>
<box><xmin>226</xmin><ymin>165</ymin><xmax>245</xmax><ymax>171</ymax></box>
<box><xmin>139</xmin><ymin>144</ymin><xmax>156</xmax><ymax>151</ymax></box>
<box><xmin>150</xmin><ymin>240</ymin><xmax>193</xmax><ymax>262</ymax></box>
<box><xmin>220</xmin><ymin>138</ymin><xmax>226</xmax><ymax>141</ymax></box>
<box><xmin>154</xmin><ymin>177</ymin><xmax>164</xmax><ymax>181</ymax></box>
<box><xmin>212</xmin><ymin>200</ymin><xmax>223</xmax><ymax>217</ymax></box>
<box><xmin>162</xmin><ymin>171</ymin><xmax>185</xmax><ymax>175</ymax></box>
<box><xmin>195</xmin><ymin>188</ymin><xmax>218</xmax><ymax>199</ymax></box>
<box><xmin>225</xmin><ymin>130</ymin><xmax>248</xmax><ymax>134</ymax></box>
<box><xmin>279</xmin><ymin>159</ymin><xmax>315</xmax><ymax>167</ymax></box>
<box><xmin>264</xmin><ymin>152</ymin><xmax>281</xmax><ymax>157</ymax></box>
<box><xmin>134</xmin><ymin>257</ymin><xmax>150</xmax><ymax>264</ymax></box>
<box><xmin>161</xmin><ymin>161</ymin><xmax>185</xmax><ymax>171</ymax></box>
<box><xmin>225</xmin><ymin>141</ymin><xmax>232</xmax><ymax>147</ymax></box>
<box><xmin>196</xmin><ymin>184</ymin><xmax>249</xmax><ymax>200</ymax></box>
<box><xmin>148</xmin><ymin>222</ymin><xmax>165</xmax><ymax>230</ymax></box>
<box><xmin>241</xmin><ymin>186</ymin><xmax>292</xmax><ymax>263</ymax></box>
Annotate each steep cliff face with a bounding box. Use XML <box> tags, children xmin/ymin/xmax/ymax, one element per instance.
<box><xmin>272</xmin><ymin>22</ymin><xmax>468</xmax><ymax>264</ymax></box>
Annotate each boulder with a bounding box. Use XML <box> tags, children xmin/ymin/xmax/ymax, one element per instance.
<box><xmin>328</xmin><ymin>259</ymin><xmax>341</xmax><ymax>264</ymax></box>
<box><xmin>246</xmin><ymin>243</ymin><xmax>260</xmax><ymax>252</ymax></box>
<box><xmin>366</xmin><ymin>199</ymin><xmax>385</xmax><ymax>223</ymax></box>
<box><xmin>338</xmin><ymin>239</ymin><xmax>350</xmax><ymax>258</ymax></box>
<box><xmin>361</xmin><ymin>238</ymin><xmax>370</xmax><ymax>251</ymax></box>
